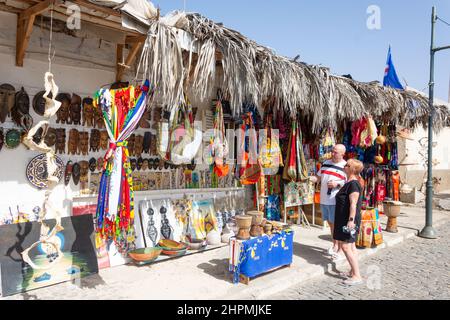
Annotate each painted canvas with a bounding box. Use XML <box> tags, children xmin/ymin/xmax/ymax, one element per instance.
<box><xmin>0</xmin><ymin>215</ymin><xmax>98</xmax><ymax>296</ymax></box>
<box><xmin>72</xmin><ymin>204</ymin><xmax>110</xmax><ymax>270</ymax></box>
<box><xmin>188</xmin><ymin>199</ymin><xmax>218</xmax><ymax>241</ymax></box>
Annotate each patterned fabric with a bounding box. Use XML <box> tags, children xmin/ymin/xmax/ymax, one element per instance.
<box><xmin>266</xmin><ymin>194</ymin><xmax>281</xmax><ymax>221</ymax></box>
<box><xmin>229</xmin><ymin>230</ymin><xmax>293</xmax><ymax>283</ymax></box>
<box><xmin>94</xmin><ymin>80</ymin><xmax>151</xmax><ymax>253</ymax></box>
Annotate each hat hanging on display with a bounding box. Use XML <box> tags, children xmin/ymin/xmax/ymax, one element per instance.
<box><xmin>5</xmin><ymin>128</ymin><xmax>21</xmax><ymax>149</ymax></box>
<box><xmin>26</xmin><ymin>153</ymin><xmax>64</xmax><ymax>189</ymax></box>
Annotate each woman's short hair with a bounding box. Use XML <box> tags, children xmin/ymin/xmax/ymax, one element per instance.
<box><xmin>346</xmin><ymin>158</ymin><xmax>364</xmax><ymax>175</ymax></box>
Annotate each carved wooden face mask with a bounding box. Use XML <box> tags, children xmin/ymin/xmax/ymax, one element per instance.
<box><xmin>69</xmin><ymin>94</ymin><xmax>82</xmax><ymax>125</ymax></box>
<box><xmin>89</xmin><ymin>157</ymin><xmax>97</xmax><ymax>172</ymax></box>
<box><xmin>15</xmin><ymin>87</ymin><xmax>30</xmax><ymax>115</ymax></box>
<box><xmin>32</xmin><ymin>127</ymin><xmax>44</xmax><ymax>144</ymax></box>
<box><xmin>97</xmin><ymin>157</ymin><xmax>104</xmax><ymax>171</ymax></box>
<box><xmin>100</xmin><ymin>130</ymin><xmax>109</xmax><ymax>150</ymax></box>
<box><xmin>142</xmin><ymin>159</ymin><xmax>149</xmax><ymax>171</ymax></box>
<box><xmin>0</xmin><ymin>83</ymin><xmax>16</xmax><ymax>123</ymax></box>
<box><xmin>78</xmin><ymin>132</ymin><xmax>89</xmax><ymax>156</ymax></box>
<box><xmin>55</xmin><ymin>128</ymin><xmax>66</xmax><ymax>154</ymax></box>
<box><xmin>56</xmin><ymin>93</ymin><xmax>71</xmax><ymax>124</ymax></box>
<box><xmin>82</xmin><ymin>97</ymin><xmax>94</xmax><ymax>127</ymax></box>
<box><xmin>130</xmin><ymin>158</ymin><xmax>137</xmax><ymax>171</ymax></box>
<box><xmin>90</xmin><ymin>129</ymin><xmax>100</xmax><ymax>152</ymax></box>
<box><xmin>68</xmin><ymin>129</ymin><xmax>79</xmax><ymax>155</ymax></box>
<box><xmin>64</xmin><ymin>160</ymin><xmax>73</xmax><ymax>186</ymax></box>
<box><xmin>33</xmin><ymin>90</ymin><xmax>48</xmax><ymax>116</ymax></box>
<box><xmin>72</xmin><ymin>162</ymin><xmax>81</xmax><ymax>185</ymax></box>
<box><xmin>44</xmin><ymin>127</ymin><xmax>57</xmax><ymax>147</ymax></box>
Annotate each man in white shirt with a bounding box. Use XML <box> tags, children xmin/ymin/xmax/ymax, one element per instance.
<box><xmin>311</xmin><ymin>144</ymin><xmax>347</xmax><ymax>258</ymax></box>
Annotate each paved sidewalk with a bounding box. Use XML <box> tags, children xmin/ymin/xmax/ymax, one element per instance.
<box><xmin>2</xmin><ymin>205</ymin><xmax>449</xmax><ymax>300</ymax></box>
<box><xmin>268</xmin><ymin>220</ymin><xmax>450</xmax><ymax>300</ymax></box>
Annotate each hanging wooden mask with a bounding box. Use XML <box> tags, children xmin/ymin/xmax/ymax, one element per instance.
<box><xmin>90</xmin><ymin>129</ymin><xmax>101</xmax><ymax>152</ymax></box>
<box><xmin>72</xmin><ymin>162</ymin><xmax>81</xmax><ymax>185</ymax></box>
<box><xmin>78</xmin><ymin>131</ymin><xmax>89</xmax><ymax>156</ymax></box>
<box><xmin>32</xmin><ymin>90</ymin><xmax>48</xmax><ymax>116</ymax></box>
<box><xmin>64</xmin><ymin>160</ymin><xmax>73</xmax><ymax>186</ymax></box>
<box><xmin>100</xmin><ymin>130</ymin><xmax>109</xmax><ymax>150</ymax></box>
<box><xmin>55</xmin><ymin>128</ymin><xmax>66</xmax><ymax>154</ymax></box>
<box><xmin>69</xmin><ymin>93</ymin><xmax>82</xmax><ymax>125</ymax></box>
<box><xmin>68</xmin><ymin>129</ymin><xmax>80</xmax><ymax>155</ymax></box>
<box><xmin>0</xmin><ymin>84</ymin><xmax>15</xmax><ymax>123</ymax></box>
<box><xmin>89</xmin><ymin>157</ymin><xmax>97</xmax><ymax>172</ymax></box>
<box><xmin>44</xmin><ymin>127</ymin><xmax>57</xmax><ymax>147</ymax></box>
<box><xmin>55</xmin><ymin>93</ymin><xmax>71</xmax><ymax>124</ymax></box>
<box><xmin>82</xmin><ymin>97</ymin><xmax>94</xmax><ymax>127</ymax></box>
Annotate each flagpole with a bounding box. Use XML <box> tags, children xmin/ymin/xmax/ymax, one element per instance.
<box><xmin>419</xmin><ymin>6</ymin><xmax>438</xmax><ymax>239</ymax></box>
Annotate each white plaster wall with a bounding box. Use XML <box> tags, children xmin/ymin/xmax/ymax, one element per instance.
<box><xmin>0</xmin><ymin>11</ymin><xmax>116</xmax><ymax>222</ymax></box>
<box><xmin>405</xmin><ymin>127</ymin><xmax>450</xmax><ymax>171</ymax></box>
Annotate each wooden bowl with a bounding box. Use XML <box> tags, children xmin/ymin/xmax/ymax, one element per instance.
<box><xmin>128</xmin><ymin>247</ymin><xmax>162</xmax><ymax>262</ymax></box>
<box><xmin>158</xmin><ymin>239</ymin><xmax>187</xmax><ymax>251</ymax></box>
<box><xmin>161</xmin><ymin>248</ymin><xmax>187</xmax><ymax>256</ymax></box>
<box><xmin>184</xmin><ymin>239</ymin><xmax>207</xmax><ymax>250</ymax></box>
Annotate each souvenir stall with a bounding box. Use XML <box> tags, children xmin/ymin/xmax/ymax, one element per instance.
<box><xmin>1</xmin><ymin>0</ymin><xmax>450</xmax><ymax>296</ymax></box>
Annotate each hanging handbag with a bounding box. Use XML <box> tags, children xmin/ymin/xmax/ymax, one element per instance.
<box><xmin>260</xmin><ymin>113</ymin><xmax>283</xmax><ymax>176</ymax></box>
<box><xmin>239</xmin><ymin>113</ymin><xmax>262</xmax><ymax>185</ymax></box>
<box><xmin>211</xmin><ymin>100</ymin><xmax>229</xmax><ymax>177</ymax></box>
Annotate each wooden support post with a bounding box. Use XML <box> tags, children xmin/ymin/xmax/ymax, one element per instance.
<box><xmin>15</xmin><ymin>0</ymin><xmax>61</xmax><ymax>67</ymax></box>
<box><xmin>116</xmin><ymin>40</ymin><xmax>144</xmax><ymax>82</ymax></box>
<box><xmin>116</xmin><ymin>43</ymin><xmax>124</xmax><ymax>82</ymax></box>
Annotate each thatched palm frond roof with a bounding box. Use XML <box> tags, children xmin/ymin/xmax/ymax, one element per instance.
<box><xmin>139</xmin><ymin>11</ymin><xmax>449</xmax><ymax>133</ymax></box>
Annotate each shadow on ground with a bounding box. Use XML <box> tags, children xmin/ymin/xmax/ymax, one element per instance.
<box><xmin>197</xmin><ymin>258</ymin><xmax>231</xmax><ymax>283</ymax></box>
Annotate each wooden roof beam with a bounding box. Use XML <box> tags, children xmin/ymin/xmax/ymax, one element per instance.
<box><xmin>16</xmin><ymin>0</ymin><xmax>62</xmax><ymax>66</ymax></box>
<box><xmin>116</xmin><ymin>40</ymin><xmax>144</xmax><ymax>82</ymax></box>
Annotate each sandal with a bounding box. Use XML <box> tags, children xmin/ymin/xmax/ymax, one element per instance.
<box><xmin>343</xmin><ymin>278</ymin><xmax>363</xmax><ymax>286</ymax></box>
<box><xmin>339</xmin><ymin>271</ymin><xmax>352</xmax><ymax>278</ymax></box>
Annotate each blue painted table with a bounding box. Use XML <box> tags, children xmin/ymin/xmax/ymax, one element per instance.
<box><xmin>229</xmin><ymin>230</ymin><xmax>294</xmax><ymax>284</ymax></box>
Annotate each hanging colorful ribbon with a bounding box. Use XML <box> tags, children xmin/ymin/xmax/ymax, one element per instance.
<box><xmin>94</xmin><ymin>80</ymin><xmax>151</xmax><ymax>253</ymax></box>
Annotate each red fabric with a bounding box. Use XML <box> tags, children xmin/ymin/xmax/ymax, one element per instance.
<box><xmin>321</xmin><ymin>170</ymin><xmax>346</xmax><ymax>181</ymax></box>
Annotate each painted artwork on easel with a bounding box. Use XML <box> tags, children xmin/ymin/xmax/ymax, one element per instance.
<box><xmin>0</xmin><ymin>215</ymin><xmax>98</xmax><ymax>296</ymax></box>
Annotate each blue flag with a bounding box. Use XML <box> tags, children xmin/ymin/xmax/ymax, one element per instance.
<box><xmin>383</xmin><ymin>46</ymin><xmax>404</xmax><ymax>89</ymax></box>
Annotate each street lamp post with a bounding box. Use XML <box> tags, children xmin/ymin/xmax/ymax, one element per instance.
<box><xmin>419</xmin><ymin>6</ymin><xmax>450</xmax><ymax>239</ymax></box>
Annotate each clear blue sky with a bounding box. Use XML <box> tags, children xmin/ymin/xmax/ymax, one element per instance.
<box><xmin>152</xmin><ymin>0</ymin><xmax>450</xmax><ymax>101</ymax></box>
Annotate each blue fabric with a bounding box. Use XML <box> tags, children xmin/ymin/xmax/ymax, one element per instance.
<box><xmin>383</xmin><ymin>46</ymin><xmax>404</xmax><ymax>90</ymax></box>
<box><xmin>233</xmin><ymin>230</ymin><xmax>293</xmax><ymax>282</ymax></box>
<box><xmin>266</xmin><ymin>195</ymin><xmax>281</xmax><ymax>221</ymax></box>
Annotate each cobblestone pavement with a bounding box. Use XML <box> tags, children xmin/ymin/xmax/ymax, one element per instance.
<box><xmin>269</xmin><ymin>221</ymin><xmax>450</xmax><ymax>300</ymax></box>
